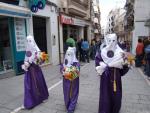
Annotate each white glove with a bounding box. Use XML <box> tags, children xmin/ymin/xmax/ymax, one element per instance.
<box><xmin>21</xmin><ymin>61</ymin><xmax>30</xmax><ymax>71</ymax></box>
<box><xmin>96</xmin><ymin>62</ymin><xmax>107</xmax><ymax>75</ymax></box>
<box><xmin>108</xmin><ymin>58</ymin><xmax>124</xmax><ymax>69</ymax></box>
<box><xmin>99</xmin><ymin>62</ymin><xmax>107</xmax><ymax>69</ymax></box>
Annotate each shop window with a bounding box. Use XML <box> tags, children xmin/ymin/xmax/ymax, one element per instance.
<box><xmin>0</xmin><ymin>16</ymin><xmax>13</xmax><ymax>72</ymax></box>
<box><xmin>70</xmin><ymin>25</ymin><xmax>79</xmax><ymax>41</ymax></box>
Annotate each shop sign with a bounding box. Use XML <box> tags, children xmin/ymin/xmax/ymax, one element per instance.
<box><xmin>60</xmin><ymin>15</ymin><xmax>88</xmax><ymax>26</ymax></box>
<box><xmin>29</xmin><ymin>0</ymin><xmax>46</xmax><ymax>13</ymax></box>
<box><xmin>14</xmin><ymin>18</ymin><xmax>26</xmax><ymax>52</ymax></box>
<box><xmin>60</xmin><ymin>15</ymin><xmax>74</xmax><ymax>25</ymax></box>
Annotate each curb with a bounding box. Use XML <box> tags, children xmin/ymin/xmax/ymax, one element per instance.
<box><xmin>137</xmin><ymin>68</ymin><xmax>150</xmax><ymax>86</ymax></box>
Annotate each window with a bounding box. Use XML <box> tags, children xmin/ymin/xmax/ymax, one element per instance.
<box><xmin>0</xmin><ymin>16</ymin><xmax>13</xmax><ymax>72</ymax></box>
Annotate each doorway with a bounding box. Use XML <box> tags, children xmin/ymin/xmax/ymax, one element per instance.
<box><xmin>84</xmin><ymin>26</ymin><xmax>88</xmax><ymax>40</ymax></box>
<box><xmin>33</xmin><ymin>16</ymin><xmax>47</xmax><ymax>52</ymax></box>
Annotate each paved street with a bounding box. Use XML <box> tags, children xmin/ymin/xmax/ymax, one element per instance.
<box><xmin>0</xmin><ymin>61</ymin><xmax>150</xmax><ymax>113</ymax></box>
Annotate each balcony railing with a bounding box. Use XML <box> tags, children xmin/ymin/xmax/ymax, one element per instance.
<box><xmin>68</xmin><ymin>0</ymin><xmax>90</xmax><ymax>17</ymax></box>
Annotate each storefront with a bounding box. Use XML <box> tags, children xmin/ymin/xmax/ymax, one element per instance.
<box><xmin>0</xmin><ymin>1</ymin><xmax>60</xmax><ymax>78</ymax></box>
<box><xmin>60</xmin><ymin>14</ymin><xmax>90</xmax><ymax>43</ymax></box>
<box><xmin>0</xmin><ymin>2</ymin><xmax>30</xmax><ymax>77</ymax></box>
<box><xmin>0</xmin><ymin>16</ymin><xmax>12</xmax><ymax>72</ymax></box>
<box><xmin>29</xmin><ymin>1</ymin><xmax>59</xmax><ymax>65</ymax></box>
<box><xmin>59</xmin><ymin>14</ymin><xmax>91</xmax><ymax>62</ymax></box>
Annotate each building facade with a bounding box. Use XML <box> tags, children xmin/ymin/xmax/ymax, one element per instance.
<box><xmin>124</xmin><ymin>0</ymin><xmax>134</xmax><ymax>52</ymax></box>
<box><xmin>105</xmin><ymin>9</ymin><xmax>116</xmax><ymax>34</ymax></box>
<box><xmin>59</xmin><ymin>0</ymin><xmax>93</xmax><ymax>63</ymax></box>
<box><xmin>0</xmin><ymin>1</ymin><xmax>30</xmax><ymax>78</ymax></box>
<box><xmin>0</xmin><ymin>0</ymin><xmax>95</xmax><ymax>78</ymax></box>
<box><xmin>0</xmin><ymin>0</ymin><xmax>60</xmax><ymax>78</ymax></box>
<box><xmin>114</xmin><ymin>8</ymin><xmax>126</xmax><ymax>41</ymax></box>
<box><xmin>92</xmin><ymin>0</ymin><xmax>101</xmax><ymax>41</ymax></box>
<box><xmin>105</xmin><ymin>8</ymin><xmax>126</xmax><ymax>41</ymax></box>
<box><xmin>132</xmin><ymin>0</ymin><xmax>150</xmax><ymax>54</ymax></box>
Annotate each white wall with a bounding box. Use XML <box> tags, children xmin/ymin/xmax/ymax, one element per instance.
<box><xmin>132</xmin><ymin>0</ymin><xmax>150</xmax><ymax>54</ymax></box>
<box><xmin>59</xmin><ymin>24</ymin><xmax>64</xmax><ymax>63</ymax></box>
<box><xmin>27</xmin><ymin>4</ymin><xmax>59</xmax><ymax>65</ymax></box>
<box><xmin>134</xmin><ymin>0</ymin><xmax>150</xmax><ymax>21</ymax></box>
<box><xmin>132</xmin><ymin>22</ymin><xmax>149</xmax><ymax>54</ymax></box>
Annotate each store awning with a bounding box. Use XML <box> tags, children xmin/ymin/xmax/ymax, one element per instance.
<box><xmin>0</xmin><ymin>2</ymin><xmax>31</xmax><ymax>18</ymax></box>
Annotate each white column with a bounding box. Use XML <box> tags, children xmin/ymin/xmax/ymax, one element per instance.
<box><xmin>46</xmin><ymin>18</ymin><xmax>52</xmax><ymax>64</ymax></box>
<box><xmin>59</xmin><ymin>23</ymin><xmax>64</xmax><ymax>63</ymax></box>
<box><xmin>79</xmin><ymin>27</ymin><xmax>84</xmax><ymax>39</ymax></box>
<box><xmin>87</xmin><ymin>26</ymin><xmax>91</xmax><ymax>43</ymax></box>
<box><xmin>26</xmin><ymin>17</ymin><xmax>33</xmax><ymax>36</ymax></box>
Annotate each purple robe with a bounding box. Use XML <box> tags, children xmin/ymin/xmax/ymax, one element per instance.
<box><xmin>24</xmin><ymin>63</ymin><xmax>49</xmax><ymax>109</ymax></box>
<box><xmin>61</xmin><ymin>62</ymin><xmax>80</xmax><ymax>112</ymax></box>
<box><xmin>95</xmin><ymin>52</ymin><xmax>129</xmax><ymax>113</ymax></box>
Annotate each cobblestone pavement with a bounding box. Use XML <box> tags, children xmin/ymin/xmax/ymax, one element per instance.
<box><xmin>0</xmin><ymin>61</ymin><xmax>150</xmax><ymax>113</ymax></box>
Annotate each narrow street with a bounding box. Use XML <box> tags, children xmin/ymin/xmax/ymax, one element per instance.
<box><xmin>0</xmin><ymin>61</ymin><xmax>150</xmax><ymax>113</ymax></box>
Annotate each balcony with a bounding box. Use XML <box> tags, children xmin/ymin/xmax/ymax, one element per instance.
<box><xmin>72</xmin><ymin>0</ymin><xmax>88</xmax><ymax>8</ymax></box>
<box><xmin>68</xmin><ymin>0</ymin><xmax>89</xmax><ymax>17</ymax></box>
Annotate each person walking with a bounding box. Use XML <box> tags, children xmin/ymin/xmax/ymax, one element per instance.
<box><xmin>60</xmin><ymin>47</ymin><xmax>80</xmax><ymax>113</ymax></box>
<box><xmin>95</xmin><ymin>33</ymin><xmax>129</xmax><ymax>113</ymax></box>
<box><xmin>135</xmin><ymin>39</ymin><xmax>144</xmax><ymax>67</ymax></box>
<box><xmin>90</xmin><ymin>40</ymin><xmax>96</xmax><ymax>60</ymax></box>
<box><xmin>81</xmin><ymin>39</ymin><xmax>90</xmax><ymax>63</ymax></box>
<box><xmin>144</xmin><ymin>41</ymin><xmax>150</xmax><ymax>80</ymax></box>
<box><xmin>66</xmin><ymin>34</ymin><xmax>76</xmax><ymax>48</ymax></box>
<box><xmin>22</xmin><ymin>35</ymin><xmax>49</xmax><ymax>109</ymax></box>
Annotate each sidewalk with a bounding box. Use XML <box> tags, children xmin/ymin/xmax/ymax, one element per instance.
<box><xmin>0</xmin><ymin>64</ymin><xmax>62</xmax><ymax>113</ymax></box>
<box><xmin>120</xmin><ymin>67</ymin><xmax>150</xmax><ymax>113</ymax></box>
<box><xmin>0</xmin><ymin>61</ymin><xmax>150</xmax><ymax>113</ymax></box>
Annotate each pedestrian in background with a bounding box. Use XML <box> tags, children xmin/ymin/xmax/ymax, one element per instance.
<box><xmin>90</xmin><ymin>40</ymin><xmax>96</xmax><ymax>60</ymax></box>
<box><xmin>81</xmin><ymin>39</ymin><xmax>90</xmax><ymax>63</ymax></box>
<box><xmin>144</xmin><ymin>37</ymin><xmax>150</xmax><ymax>80</ymax></box>
<box><xmin>22</xmin><ymin>35</ymin><xmax>49</xmax><ymax>109</ymax></box>
<box><xmin>135</xmin><ymin>38</ymin><xmax>144</xmax><ymax>67</ymax></box>
<box><xmin>60</xmin><ymin>47</ymin><xmax>80</xmax><ymax>113</ymax></box>
<box><xmin>142</xmin><ymin>37</ymin><xmax>150</xmax><ymax>73</ymax></box>
<box><xmin>66</xmin><ymin>34</ymin><xmax>76</xmax><ymax>49</ymax></box>
<box><xmin>77</xmin><ymin>38</ymin><xmax>83</xmax><ymax>61</ymax></box>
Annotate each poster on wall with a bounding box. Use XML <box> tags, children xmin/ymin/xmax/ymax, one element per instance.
<box><xmin>14</xmin><ymin>18</ymin><xmax>26</xmax><ymax>52</ymax></box>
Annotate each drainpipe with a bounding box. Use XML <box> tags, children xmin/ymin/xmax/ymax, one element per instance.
<box><xmin>57</xmin><ymin>15</ymin><xmax>61</xmax><ymax>64</ymax></box>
